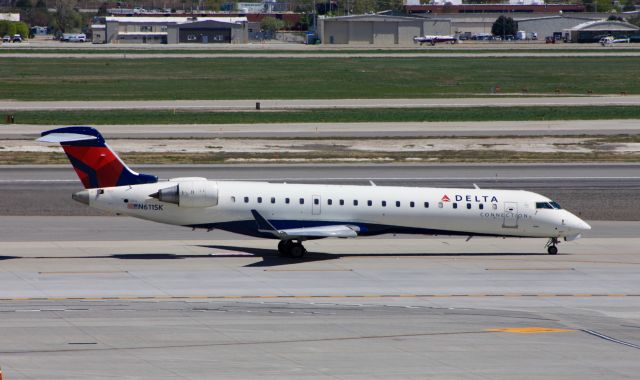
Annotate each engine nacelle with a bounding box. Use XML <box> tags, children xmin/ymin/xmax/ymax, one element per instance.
<box><xmin>150</xmin><ymin>181</ymin><xmax>218</xmax><ymax>208</ymax></box>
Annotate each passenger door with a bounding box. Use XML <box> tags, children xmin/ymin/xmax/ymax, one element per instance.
<box><xmin>502</xmin><ymin>202</ymin><xmax>518</xmax><ymax>228</ymax></box>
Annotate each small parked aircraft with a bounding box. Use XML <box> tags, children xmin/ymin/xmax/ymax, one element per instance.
<box><xmin>413</xmin><ymin>35</ymin><xmax>459</xmax><ymax>46</ymax></box>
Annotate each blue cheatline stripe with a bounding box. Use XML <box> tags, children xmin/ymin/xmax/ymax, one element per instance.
<box><xmin>187</xmin><ymin>219</ymin><xmax>528</xmax><ymax>239</ymax></box>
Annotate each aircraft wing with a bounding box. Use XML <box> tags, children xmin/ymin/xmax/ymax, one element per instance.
<box><xmin>251</xmin><ymin>210</ymin><xmax>359</xmax><ymax>239</ymax></box>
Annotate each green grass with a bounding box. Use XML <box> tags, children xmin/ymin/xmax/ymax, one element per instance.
<box><xmin>3</xmin><ymin>150</ymin><xmax>639</xmax><ymax>165</ymax></box>
<box><xmin>8</xmin><ymin>106</ymin><xmax>640</xmax><ymax>125</ymax></box>
<box><xmin>2</xmin><ymin>48</ymin><xmax>640</xmax><ymax>54</ymax></box>
<box><xmin>1</xmin><ymin>57</ymin><xmax>639</xmax><ymax>100</ymax></box>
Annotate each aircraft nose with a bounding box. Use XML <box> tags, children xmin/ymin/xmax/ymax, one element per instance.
<box><xmin>72</xmin><ymin>190</ymin><xmax>90</xmax><ymax>205</ymax></box>
<box><xmin>567</xmin><ymin>215</ymin><xmax>591</xmax><ymax>231</ymax></box>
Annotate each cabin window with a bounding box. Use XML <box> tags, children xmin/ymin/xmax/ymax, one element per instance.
<box><xmin>257</xmin><ymin>197</ymin><xmax>262</xmax><ymax>203</ymax></box>
<box><xmin>492</xmin><ymin>204</ymin><xmax>498</xmax><ymax>210</ymax></box>
<box><xmin>285</xmin><ymin>198</ymin><xmax>290</xmax><ymax>204</ymax></box>
<box><xmin>299</xmin><ymin>198</ymin><xmax>304</xmax><ymax>205</ymax></box>
<box><xmin>271</xmin><ymin>197</ymin><xmax>276</xmax><ymax>204</ymax></box>
<box><xmin>466</xmin><ymin>203</ymin><xmax>471</xmax><ymax>209</ymax></box>
<box><xmin>124</xmin><ymin>199</ymin><xmax>128</xmax><ymax>203</ymax></box>
<box><xmin>340</xmin><ymin>199</ymin><xmax>344</xmax><ymax>206</ymax></box>
<box><xmin>328</xmin><ymin>199</ymin><xmax>332</xmax><ymax>205</ymax></box>
<box><xmin>314</xmin><ymin>198</ymin><xmax>319</xmax><ymax>205</ymax></box>
<box><xmin>424</xmin><ymin>202</ymin><xmax>429</xmax><ymax>208</ymax></box>
<box><xmin>367</xmin><ymin>200</ymin><xmax>372</xmax><ymax>206</ymax></box>
<box><xmin>244</xmin><ymin>196</ymin><xmax>249</xmax><ymax>203</ymax></box>
<box><xmin>453</xmin><ymin>203</ymin><xmax>458</xmax><ymax>209</ymax></box>
<box><xmin>479</xmin><ymin>204</ymin><xmax>484</xmax><ymax>210</ymax></box>
<box><xmin>438</xmin><ymin>202</ymin><xmax>443</xmax><ymax>208</ymax></box>
<box><xmin>231</xmin><ymin>196</ymin><xmax>236</xmax><ymax>203</ymax></box>
<box><xmin>382</xmin><ymin>201</ymin><xmax>387</xmax><ymax>207</ymax></box>
<box><xmin>353</xmin><ymin>200</ymin><xmax>358</xmax><ymax>206</ymax></box>
<box><xmin>396</xmin><ymin>201</ymin><xmax>401</xmax><ymax>207</ymax></box>
<box><xmin>410</xmin><ymin>201</ymin><xmax>415</xmax><ymax>208</ymax></box>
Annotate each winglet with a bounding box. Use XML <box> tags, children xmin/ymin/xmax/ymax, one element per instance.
<box><xmin>251</xmin><ymin>210</ymin><xmax>282</xmax><ymax>237</ymax></box>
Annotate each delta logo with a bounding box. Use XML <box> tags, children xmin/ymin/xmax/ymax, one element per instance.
<box><xmin>441</xmin><ymin>195</ymin><xmax>451</xmax><ymax>202</ymax></box>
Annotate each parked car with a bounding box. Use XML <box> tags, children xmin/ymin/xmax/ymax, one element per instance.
<box><xmin>68</xmin><ymin>33</ymin><xmax>86</xmax><ymax>42</ymax></box>
<box><xmin>1</xmin><ymin>35</ymin><xmax>10</xmax><ymax>43</ymax></box>
<box><xmin>12</xmin><ymin>34</ymin><xmax>22</xmax><ymax>43</ymax></box>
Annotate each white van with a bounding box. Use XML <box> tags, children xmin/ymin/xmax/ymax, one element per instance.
<box><xmin>68</xmin><ymin>33</ymin><xmax>87</xmax><ymax>42</ymax></box>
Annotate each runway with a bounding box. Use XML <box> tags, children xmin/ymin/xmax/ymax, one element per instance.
<box><xmin>2</xmin><ymin>96</ymin><xmax>640</xmax><ymax>111</ymax></box>
<box><xmin>1</xmin><ymin>163</ymin><xmax>639</xmax><ymax>219</ymax></box>
<box><xmin>0</xmin><ymin>217</ymin><xmax>639</xmax><ymax>379</ymax></box>
<box><xmin>5</xmin><ymin>119</ymin><xmax>640</xmax><ymax>138</ymax></box>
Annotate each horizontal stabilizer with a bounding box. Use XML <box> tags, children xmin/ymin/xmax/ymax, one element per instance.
<box><xmin>37</xmin><ymin>133</ymin><xmax>98</xmax><ymax>143</ymax></box>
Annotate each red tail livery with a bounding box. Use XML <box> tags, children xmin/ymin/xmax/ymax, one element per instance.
<box><xmin>39</xmin><ymin>126</ymin><xmax>157</xmax><ymax>189</ymax></box>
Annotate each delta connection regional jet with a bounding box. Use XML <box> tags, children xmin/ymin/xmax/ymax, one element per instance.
<box><xmin>39</xmin><ymin>126</ymin><xmax>591</xmax><ymax>258</ymax></box>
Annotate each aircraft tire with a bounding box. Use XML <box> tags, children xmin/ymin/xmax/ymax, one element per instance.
<box><xmin>290</xmin><ymin>244</ymin><xmax>306</xmax><ymax>258</ymax></box>
<box><xmin>547</xmin><ymin>245</ymin><xmax>558</xmax><ymax>255</ymax></box>
<box><xmin>278</xmin><ymin>240</ymin><xmax>293</xmax><ymax>257</ymax></box>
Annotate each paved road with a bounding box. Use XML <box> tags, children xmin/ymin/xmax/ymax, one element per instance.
<box><xmin>0</xmin><ymin>222</ymin><xmax>639</xmax><ymax>379</ymax></box>
<box><xmin>2</xmin><ymin>96</ymin><xmax>640</xmax><ymax>111</ymax></box>
<box><xmin>1</xmin><ymin>164</ymin><xmax>639</xmax><ymax>219</ymax></box>
<box><xmin>6</xmin><ymin>120</ymin><xmax>640</xmax><ymax>138</ymax></box>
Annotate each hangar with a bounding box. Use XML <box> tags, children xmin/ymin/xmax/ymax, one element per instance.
<box><xmin>92</xmin><ymin>16</ymin><xmax>248</xmax><ymax>44</ymax></box>
<box><xmin>516</xmin><ymin>15</ymin><xmax>599</xmax><ymax>40</ymax></box>
<box><xmin>318</xmin><ymin>15</ymin><xmax>451</xmax><ymax>45</ymax></box>
<box><xmin>565</xmin><ymin>19</ymin><xmax>640</xmax><ymax>43</ymax></box>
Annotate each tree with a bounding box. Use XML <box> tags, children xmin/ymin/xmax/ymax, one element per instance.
<box><xmin>97</xmin><ymin>2</ymin><xmax>108</xmax><ymax>16</ymax></box>
<box><xmin>0</xmin><ymin>21</ymin><xmax>29</xmax><ymax>37</ymax></box>
<box><xmin>491</xmin><ymin>15</ymin><xmax>517</xmax><ymax>38</ymax></box>
<box><xmin>260</xmin><ymin>16</ymin><xmax>285</xmax><ymax>37</ymax></box>
<box><xmin>51</xmin><ymin>0</ymin><xmax>82</xmax><ymax>34</ymax></box>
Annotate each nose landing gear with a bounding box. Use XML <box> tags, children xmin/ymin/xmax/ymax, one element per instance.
<box><xmin>545</xmin><ymin>237</ymin><xmax>559</xmax><ymax>255</ymax></box>
<box><xmin>277</xmin><ymin>239</ymin><xmax>307</xmax><ymax>258</ymax></box>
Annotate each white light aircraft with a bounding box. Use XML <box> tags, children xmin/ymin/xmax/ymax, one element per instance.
<box><xmin>413</xmin><ymin>35</ymin><xmax>458</xmax><ymax>46</ymax></box>
<box><xmin>39</xmin><ymin>127</ymin><xmax>591</xmax><ymax>257</ymax></box>
<box><xmin>599</xmin><ymin>36</ymin><xmax>630</xmax><ymax>46</ymax></box>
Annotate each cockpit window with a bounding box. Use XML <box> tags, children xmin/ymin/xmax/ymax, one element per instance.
<box><xmin>550</xmin><ymin>201</ymin><xmax>562</xmax><ymax>209</ymax></box>
<box><xmin>536</xmin><ymin>202</ymin><xmax>554</xmax><ymax>209</ymax></box>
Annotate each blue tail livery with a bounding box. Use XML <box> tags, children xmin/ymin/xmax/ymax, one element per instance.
<box><xmin>39</xmin><ymin>126</ymin><xmax>157</xmax><ymax>189</ymax></box>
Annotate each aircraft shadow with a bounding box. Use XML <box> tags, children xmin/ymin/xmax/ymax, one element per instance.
<box><xmin>198</xmin><ymin>245</ymin><xmax>546</xmax><ymax>267</ymax></box>
<box><xmin>0</xmin><ymin>248</ymin><xmax>546</xmax><ymax>267</ymax></box>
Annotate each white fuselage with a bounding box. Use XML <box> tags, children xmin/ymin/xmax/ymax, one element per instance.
<box><xmin>82</xmin><ymin>179</ymin><xmax>590</xmax><ymax>240</ymax></box>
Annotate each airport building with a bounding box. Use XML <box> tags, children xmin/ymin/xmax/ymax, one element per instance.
<box><xmin>516</xmin><ymin>15</ymin><xmax>600</xmax><ymax>39</ymax></box>
<box><xmin>91</xmin><ymin>16</ymin><xmax>248</xmax><ymax>44</ymax></box>
<box><xmin>318</xmin><ymin>15</ymin><xmax>451</xmax><ymax>45</ymax></box>
<box><xmin>564</xmin><ymin>19</ymin><xmax>640</xmax><ymax>42</ymax></box>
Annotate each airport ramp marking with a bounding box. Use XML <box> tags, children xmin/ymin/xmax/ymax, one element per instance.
<box><xmin>487</xmin><ymin>327</ymin><xmax>573</xmax><ymax>334</ymax></box>
<box><xmin>0</xmin><ymin>293</ymin><xmax>639</xmax><ymax>302</ymax></box>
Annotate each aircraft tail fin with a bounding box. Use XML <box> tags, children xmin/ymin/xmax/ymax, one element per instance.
<box><xmin>38</xmin><ymin>126</ymin><xmax>158</xmax><ymax>189</ymax></box>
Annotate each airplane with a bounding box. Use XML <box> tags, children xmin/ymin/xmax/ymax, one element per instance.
<box><xmin>599</xmin><ymin>36</ymin><xmax>630</xmax><ymax>46</ymax></box>
<box><xmin>413</xmin><ymin>35</ymin><xmax>459</xmax><ymax>46</ymax></box>
<box><xmin>38</xmin><ymin>126</ymin><xmax>591</xmax><ymax>258</ymax></box>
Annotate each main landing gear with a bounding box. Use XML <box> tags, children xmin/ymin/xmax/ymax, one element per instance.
<box><xmin>545</xmin><ymin>237</ymin><xmax>559</xmax><ymax>255</ymax></box>
<box><xmin>277</xmin><ymin>239</ymin><xmax>307</xmax><ymax>258</ymax></box>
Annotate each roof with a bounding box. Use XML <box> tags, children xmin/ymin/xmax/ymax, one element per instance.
<box><xmin>569</xmin><ymin>19</ymin><xmax>640</xmax><ymax>31</ymax></box>
<box><xmin>320</xmin><ymin>14</ymin><xmax>432</xmax><ymax>22</ymax></box>
<box><xmin>104</xmin><ymin>16</ymin><xmax>247</xmax><ymax>24</ymax></box>
<box><xmin>517</xmin><ymin>15</ymin><xmax>599</xmax><ymax>22</ymax></box>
